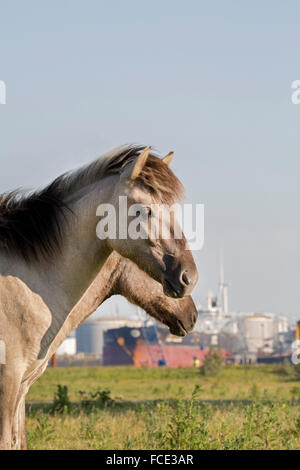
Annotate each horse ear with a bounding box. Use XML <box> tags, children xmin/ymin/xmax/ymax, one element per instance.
<box><xmin>162</xmin><ymin>151</ymin><xmax>174</xmax><ymax>166</ymax></box>
<box><xmin>131</xmin><ymin>146</ymin><xmax>151</xmax><ymax>180</ymax></box>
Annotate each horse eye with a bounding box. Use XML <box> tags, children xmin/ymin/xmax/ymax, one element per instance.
<box><xmin>136</xmin><ymin>207</ymin><xmax>151</xmax><ymax>217</ymax></box>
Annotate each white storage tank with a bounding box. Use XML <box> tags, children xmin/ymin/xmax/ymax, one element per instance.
<box><xmin>76</xmin><ymin>321</ymin><xmax>105</xmax><ymax>355</ymax></box>
<box><xmin>76</xmin><ymin>318</ymin><xmax>141</xmax><ymax>355</ymax></box>
<box><xmin>244</xmin><ymin>314</ymin><xmax>274</xmax><ymax>353</ymax></box>
<box><xmin>56</xmin><ymin>332</ymin><xmax>76</xmax><ymax>355</ymax></box>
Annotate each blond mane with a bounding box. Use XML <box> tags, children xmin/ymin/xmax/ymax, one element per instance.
<box><xmin>0</xmin><ymin>145</ymin><xmax>183</xmax><ymax>263</ymax></box>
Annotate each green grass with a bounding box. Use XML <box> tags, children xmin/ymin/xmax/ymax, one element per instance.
<box><xmin>25</xmin><ymin>364</ymin><xmax>300</xmax><ymax>450</ymax></box>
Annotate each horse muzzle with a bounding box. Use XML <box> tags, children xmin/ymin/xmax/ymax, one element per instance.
<box><xmin>161</xmin><ymin>253</ymin><xmax>198</xmax><ymax>298</ymax></box>
<box><xmin>162</xmin><ymin>269</ymin><xmax>198</xmax><ymax>298</ymax></box>
<box><xmin>168</xmin><ymin>296</ymin><xmax>198</xmax><ymax>336</ymax></box>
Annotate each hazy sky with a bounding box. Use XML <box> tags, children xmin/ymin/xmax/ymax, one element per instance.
<box><xmin>0</xmin><ymin>1</ymin><xmax>299</xmax><ymax>321</ymax></box>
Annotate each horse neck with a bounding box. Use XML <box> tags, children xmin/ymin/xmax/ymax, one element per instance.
<box><xmin>45</xmin><ymin>252</ymin><xmax>123</xmax><ymax>354</ymax></box>
<box><xmin>116</xmin><ymin>259</ymin><xmax>159</xmax><ymax>312</ymax></box>
<box><xmin>51</xmin><ymin>178</ymin><xmax>116</xmax><ymax>310</ymax></box>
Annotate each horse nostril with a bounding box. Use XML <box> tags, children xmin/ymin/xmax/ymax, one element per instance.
<box><xmin>181</xmin><ymin>272</ymin><xmax>190</xmax><ymax>286</ymax></box>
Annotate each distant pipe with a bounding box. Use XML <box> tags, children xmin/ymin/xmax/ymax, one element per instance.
<box><xmin>296</xmin><ymin>321</ymin><xmax>300</xmax><ymax>340</ymax></box>
<box><xmin>51</xmin><ymin>353</ymin><xmax>57</xmax><ymax>368</ymax></box>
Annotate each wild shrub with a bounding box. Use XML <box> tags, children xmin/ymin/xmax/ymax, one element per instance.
<box><xmin>78</xmin><ymin>387</ymin><xmax>114</xmax><ymax>412</ymax></box>
<box><xmin>52</xmin><ymin>384</ymin><xmax>71</xmax><ymax>414</ymax></box>
<box><xmin>159</xmin><ymin>385</ymin><xmax>211</xmax><ymax>450</ymax></box>
<box><xmin>200</xmin><ymin>349</ymin><xmax>223</xmax><ymax>377</ymax></box>
<box><xmin>276</xmin><ymin>358</ymin><xmax>295</xmax><ymax>377</ymax></box>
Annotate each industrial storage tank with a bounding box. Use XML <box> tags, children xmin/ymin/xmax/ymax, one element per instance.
<box><xmin>76</xmin><ymin>320</ymin><xmax>104</xmax><ymax>355</ymax></box>
<box><xmin>76</xmin><ymin>318</ymin><xmax>143</xmax><ymax>355</ymax></box>
<box><xmin>56</xmin><ymin>331</ymin><xmax>76</xmax><ymax>355</ymax></box>
<box><xmin>243</xmin><ymin>314</ymin><xmax>274</xmax><ymax>354</ymax></box>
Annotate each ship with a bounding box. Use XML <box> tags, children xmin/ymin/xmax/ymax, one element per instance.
<box><xmin>103</xmin><ymin>321</ymin><xmax>227</xmax><ymax>367</ymax></box>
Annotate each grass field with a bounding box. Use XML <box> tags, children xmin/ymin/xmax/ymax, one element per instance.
<box><xmin>26</xmin><ymin>364</ymin><xmax>300</xmax><ymax>450</ymax></box>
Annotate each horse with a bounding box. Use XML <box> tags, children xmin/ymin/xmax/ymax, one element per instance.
<box><xmin>13</xmin><ymin>251</ymin><xmax>198</xmax><ymax>449</ymax></box>
<box><xmin>0</xmin><ymin>145</ymin><xmax>198</xmax><ymax>449</ymax></box>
